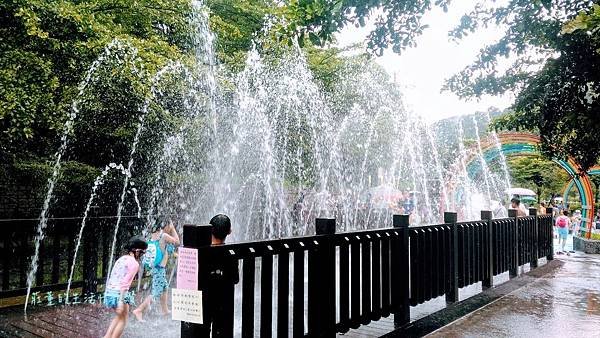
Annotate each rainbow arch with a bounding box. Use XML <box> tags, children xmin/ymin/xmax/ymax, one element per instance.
<box><xmin>562</xmin><ymin>164</ymin><xmax>600</xmax><ymax>205</ymax></box>
<box><xmin>462</xmin><ymin>132</ymin><xmax>595</xmax><ymax>236</ymax></box>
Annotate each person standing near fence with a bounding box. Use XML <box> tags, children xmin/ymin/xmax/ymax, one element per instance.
<box><xmin>133</xmin><ymin>218</ymin><xmax>180</xmax><ymax>321</ymax></box>
<box><xmin>511</xmin><ymin>197</ymin><xmax>528</xmax><ymax>217</ymax></box>
<box><xmin>570</xmin><ymin>210</ymin><xmax>582</xmax><ymax>237</ymax></box>
<box><xmin>539</xmin><ymin>202</ymin><xmax>547</xmax><ymax>215</ymax></box>
<box><xmin>201</xmin><ymin>214</ymin><xmax>240</xmax><ymax>337</ymax></box>
<box><xmin>103</xmin><ymin>236</ymin><xmax>147</xmax><ymax>338</ymax></box>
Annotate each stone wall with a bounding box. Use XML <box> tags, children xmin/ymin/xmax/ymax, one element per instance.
<box><xmin>573</xmin><ymin>236</ymin><xmax>600</xmax><ymax>254</ymax></box>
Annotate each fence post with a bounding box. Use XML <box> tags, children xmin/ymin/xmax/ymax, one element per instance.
<box><xmin>392</xmin><ymin>214</ymin><xmax>410</xmax><ymax>328</ymax></box>
<box><xmin>444</xmin><ymin>212</ymin><xmax>459</xmax><ymax>305</ymax></box>
<box><xmin>308</xmin><ymin>218</ymin><xmax>336</xmax><ymax>337</ymax></box>
<box><xmin>529</xmin><ymin>208</ymin><xmax>539</xmax><ymax>268</ymax></box>
<box><xmin>481</xmin><ymin>210</ymin><xmax>494</xmax><ymax>290</ymax></box>
<box><xmin>546</xmin><ymin>207</ymin><xmax>554</xmax><ymax>261</ymax></box>
<box><xmin>508</xmin><ymin>209</ymin><xmax>519</xmax><ymax>278</ymax></box>
<box><xmin>181</xmin><ymin>224</ymin><xmax>213</xmax><ymax>338</ymax></box>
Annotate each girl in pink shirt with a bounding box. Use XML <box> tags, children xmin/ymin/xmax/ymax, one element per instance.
<box><xmin>103</xmin><ymin>236</ymin><xmax>147</xmax><ymax>338</ymax></box>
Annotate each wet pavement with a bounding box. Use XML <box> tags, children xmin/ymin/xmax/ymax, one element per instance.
<box><xmin>428</xmin><ymin>250</ymin><xmax>600</xmax><ymax>338</ymax></box>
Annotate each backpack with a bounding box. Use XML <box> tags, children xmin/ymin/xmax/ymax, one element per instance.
<box><xmin>557</xmin><ymin>216</ymin><xmax>568</xmax><ymax>228</ymax></box>
<box><xmin>142</xmin><ymin>238</ymin><xmax>163</xmax><ymax>269</ymax></box>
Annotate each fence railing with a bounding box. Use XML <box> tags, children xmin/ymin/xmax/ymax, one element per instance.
<box><xmin>182</xmin><ymin>207</ymin><xmax>554</xmax><ymax>337</ymax></box>
<box><xmin>0</xmin><ymin>215</ymin><xmax>144</xmax><ymax>300</ymax></box>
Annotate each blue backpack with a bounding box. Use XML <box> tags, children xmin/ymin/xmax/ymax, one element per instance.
<box><xmin>142</xmin><ymin>237</ymin><xmax>163</xmax><ymax>269</ymax></box>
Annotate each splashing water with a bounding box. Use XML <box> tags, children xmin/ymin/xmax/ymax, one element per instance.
<box><xmin>24</xmin><ymin>39</ymin><xmax>139</xmax><ymax>313</ymax></box>
<box><xmin>106</xmin><ymin>62</ymin><xmax>187</xmax><ymax>277</ymax></box>
<box><xmin>31</xmin><ymin>6</ymin><xmax>520</xmax><ymax>320</ymax></box>
<box><xmin>472</xmin><ymin>116</ymin><xmax>495</xmax><ymax>205</ymax></box>
<box><xmin>65</xmin><ymin>163</ymin><xmax>127</xmax><ymax>303</ymax></box>
<box><xmin>485</xmin><ymin>111</ymin><xmax>512</xmax><ymax>194</ymax></box>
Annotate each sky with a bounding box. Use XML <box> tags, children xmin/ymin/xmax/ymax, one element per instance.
<box><xmin>337</xmin><ymin>1</ymin><xmax>515</xmax><ymax>122</ymax></box>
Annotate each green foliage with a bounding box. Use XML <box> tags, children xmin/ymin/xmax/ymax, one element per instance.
<box><xmin>562</xmin><ymin>4</ymin><xmax>600</xmax><ymax>36</ymax></box>
<box><xmin>207</xmin><ymin>0</ymin><xmax>271</xmax><ymax>69</ymax></box>
<box><xmin>276</xmin><ymin>0</ymin><xmax>450</xmax><ymax>55</ymax></box>
<box><xmin>0</xmin><ymin>0</ymin><xmax>196</xmax><ymax>217</ymax></box>
<box><xmin>304</xmin><ymin>44</ymin><xmax>358</xmax><ymax>93</ymax></box>
<box><xmin>444</xmin><ymin>1</ymin><xmax>600</xmax><ymax>171</ymax></box>
<box><xmin>507</xmin><ymin>155</ymin><xmax>569</xmax><ymax>203</ymax></box>
<box><xmin>0</xmin><ymin>0</ymin><xmax>411</xmax><ymax>218</ymax></box>
<box><xmin>0</xmin><ymin>0</ymin><xmax>192</xmax><ymax>155</ymax></box>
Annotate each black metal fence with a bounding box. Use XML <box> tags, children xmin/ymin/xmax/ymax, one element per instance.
<box><xmin>0</xmin><ymin>216</ymin><xmax>143</xmax><ymax>300</ymax></box>
<box><xmin>183</xmin><ymin>208</ymin><xmax>554</xmax><ymax>337</ymax></box>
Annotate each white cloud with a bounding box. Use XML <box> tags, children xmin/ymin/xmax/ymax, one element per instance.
<box><xmin>336</xmin><ymin>1</ymin><xmax>515</xmax><ymax>122</ymax></box>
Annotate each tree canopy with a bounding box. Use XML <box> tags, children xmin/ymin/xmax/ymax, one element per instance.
<box><xmin>0</xmin><ymin>0</ymin><xmax>193</xmax><ymax>155</ymax></box>
<box><xmin>442</xmin><ymin>1</ymin><xmax>600</xmax><ymax>171</ymax></box>
<box><xmin>277</xmin><ymin>0</ymin><xmax>450</xmax><ymax>55</ymax></box>
<box><xmin>0</xmin><ymin>0</ymin><xmax>400</xmax><ymax>218</ymax></box>
<box><xmin>278</xmin><ymin>1</ymin><xmax>600</xmax><ymax>171</ymax></box>
<box><xmin>507</xmin><ymin>155</ymin><xmax>569</xmax><ymax>204</ymax></box>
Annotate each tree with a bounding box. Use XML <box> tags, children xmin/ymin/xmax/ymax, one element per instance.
<box><xmin>276</xmin><ymin>0</ymin><xmax>450</xmax><ymax>55</ymax></box>
<box><xmin>507</xmin><ymin>155</ymin><xmax>570</xmax><ymax>204</ymax></box>
<box><xmin>441</xmin><ymin>1</ymin><xmax>600</xmax><ymax>171</ymax></box>
<box><xmin>0</xmin><ymin>0</ymin><xmax>193</xmax><ymax>156</ymax></box>
<box><xmin>0</xmin><ymin>0</ymin><xmax>397</xmax><ymax>218</ymax></box>
<box><xmin>207</xmin><ymin>0</ymin><xmax>272</xmax><ymax>68</ymax></box>
<box><xmin>0</xmin><ymin>0</ymin><xmax>194</xmax><ymax>216</ymax></box>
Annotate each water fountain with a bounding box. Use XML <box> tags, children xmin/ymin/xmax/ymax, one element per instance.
<box><xmin>24</xmin><ymin>1</ymin><xmax>516</xmax><ymax>323</ymax></box>
<box><xmin>472</xmin><ymin>115</ymin><xmax>494</xmax><ymax>204</ymax></box>
<box><xmin>24</xmin><ymin>39</ymin><xmax>141</xmax><ymax>313</ymax></box>
<box><xmin>66</xmin><ymin>163</ymin><xmax>127</xmax><ymax>303</ymax></box>
<box><xmin>485</xmin><ymin>110</ymin><xmax>512</xmax><ymax>194</ymax></box>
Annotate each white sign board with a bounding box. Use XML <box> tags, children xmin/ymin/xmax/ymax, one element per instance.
<box><xmin>171</xmin><ymin>288</ymin><xmax>203</xmax><ymax>324</ymax></box>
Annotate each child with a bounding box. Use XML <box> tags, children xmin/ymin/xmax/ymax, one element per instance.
<box><xmin>201</xmin><ymin>214</ymin><xmax>240</xmax><ymax>337</ymax></box>
<box><xmin>103</xmin><ymin>236</ymin><xmax>147</xmax><ymax>338</ymax></box>
<box><xmin>571</xmin><ymin>210</ymin><xmax>582</xmax><ymax>237</ymax></box>
<box><xmin>555</xmin><ymin>210</ymin><xmax>571</xmax><ymax>255</ymax></box>
<box><xmin>133</xmin><ymin>218</ymin><xmax>180</xmax><ymax>321</ymax></box>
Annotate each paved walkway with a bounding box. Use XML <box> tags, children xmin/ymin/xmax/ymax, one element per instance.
<box><xmin>427</xmin><ymin>252</ymin><xmax>600</xmax><ymax>338</ymax></box>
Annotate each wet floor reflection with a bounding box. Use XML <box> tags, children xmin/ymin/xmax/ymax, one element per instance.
<box><xmin>428</xmin><ymin>253</ymin><xmax>600</xmax><ymax>337</ymax></box>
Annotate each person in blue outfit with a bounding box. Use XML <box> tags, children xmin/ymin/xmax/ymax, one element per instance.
<box><xmin>132</xmin><ymin>217</ymin><xmax>180</xmax><ymax>321</ymax></box>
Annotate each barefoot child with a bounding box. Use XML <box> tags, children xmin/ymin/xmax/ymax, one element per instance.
<box><xmin>103</xmin><ymin>236</ymin><xmax>147</xmax><ymax>338</ymax></box>
<box><xmin>133</xmin><ymin>218</ymin><xmax>180</xmax><ymax>321</ymax></box>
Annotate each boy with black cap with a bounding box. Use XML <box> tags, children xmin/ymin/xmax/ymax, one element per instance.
<box><xmin>202</xmin><ymin>214</ymin><xmax>239</xmax><ymax>337</ymax></box>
